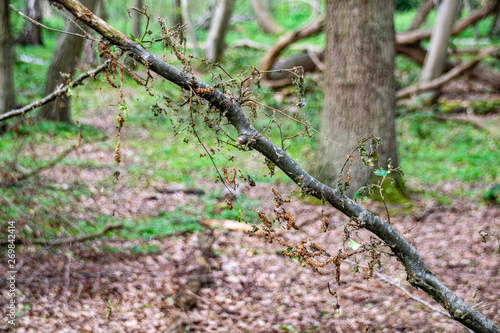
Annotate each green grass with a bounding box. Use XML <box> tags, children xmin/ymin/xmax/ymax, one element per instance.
<box><xmin>397</xmin><ymin>111</ymin><xmax>499</xmax><ymax>188</ymax></box>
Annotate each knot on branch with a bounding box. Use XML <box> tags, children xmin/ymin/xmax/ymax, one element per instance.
<box><xmin>453</xmin><ymin>309</ymin><xmax>465</xmax><ymax>319</ymax></box>
<box><xmin>235</xmin><ymin>135</ymin><xmax>250</xmax><ymax>147</ymax></box>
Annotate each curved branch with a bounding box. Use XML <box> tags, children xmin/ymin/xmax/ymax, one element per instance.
<box><xmin>48</xmin><ymin>1</ymin><xmax>500</xmax><ymax>331</ymax></box>
<box><xmin>259</xmin><ymin>16</ymin><xmax>324</xmax><ymax>76</ymax></box>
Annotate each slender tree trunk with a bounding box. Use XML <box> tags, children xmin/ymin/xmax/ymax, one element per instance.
<box><xmin>488</xmin><ymin>1</ymin><xmax>500</xmax><ymax>37</ymax></box>
<box><xmin>132</xmin><ymin>0</ymin><xmax>143</xmax><ymax>40</ymax></box>
<box><xmin>420</xmin><ymin>0</ymin><xmax>461</xmax><ymax>83</ymax></box>
<box><xmin>0</xmin><ymin>0</ymin><xmax>16</xmax><ymax>129</ymax></box>
<box><xmin>39</xmin><ymin>0</ymin><xmax>97</xmax><ymax>122</ymax></box>
<box><xmin>250</xmin><ymin>0</ymin><xmax>281</xmax><ymax>35</ymax></box>
<box><xmin>181</xmin><ymin>0</ymin><xmax>199</xmax><ymax>56</ymax></box>
<box><xmin>16</xmin><ymin>0</ymin><xmax>43</xmax><ymax>45</ymax></box>
<box><xmin>98</xmin><ymin>0</ymin><xmax>107</xmax><ymax>22</ymax></box>
<box><xmin>171</xmin><ymin>0</ymin><xmax>182</xmax><ymax>27</ymax></box>
<box><xmin>315</xmin><ymin>0</ymin><xmax>398</xmax><ymax>197</ymax></box>
<box><xmin>204</xmin><ymin>0</ymin><xmax>234</xmax><ymax>62</ymax></box>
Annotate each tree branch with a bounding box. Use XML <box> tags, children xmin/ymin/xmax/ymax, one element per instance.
<box><xmin>397</xmin><ymin>46</ymin><xmax>499</xmax><ymax>99</ymax></box>
<box><xmin>0</xmin><ymin>60</ymin><xmax>110</xmax><ymax>122</ymax></box>
<box><xmin>46</xmin><ymin>1</ymin><xmax>500</xmax><ymax>331</ymax></box>
<box><xmin>397</xmin><ymin>0</ymin><xmax>500</xmax><ymax>45</ymax></box>
<box><xmin>259</xmin><ymin>16</ymin><xmax>324</xmax><ymax>76</ymax></box>
<box><xmin>10</xmin><ymin>4</ymin><xmax>88</xmax><ymax>38</ymax></box>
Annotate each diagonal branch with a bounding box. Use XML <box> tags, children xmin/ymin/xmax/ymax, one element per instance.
<box><xmin>47</xmin><ymin>1</ymin><xmax>500</xmax><ymax>332</ymax></box>
<box><xmin>0</xmin><ymin>60</ymin><xmax>111</xmax><ymax>122</ymax></box>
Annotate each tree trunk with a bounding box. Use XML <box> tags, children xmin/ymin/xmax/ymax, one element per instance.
<box><xmin>315</xmin><ymin>0</ymin><xmax>398</xmax><ymax>197</ymax></box>
<box><xmin>250</xmin><ymin>0</ymin><xmax>281</xmax><ymax>35</ymax></box>
<box><xmin>16</xmin><ymin>0</ymin><xmax>43</xmax><ymax>45</ymax></box>
<box><xmin>171</xmin><ymin>0</ymin><xmax>182</xmax><ymax>27</ymax></box>
<box><xmin>488</xmin><ymin>1</ymin><xmax>500</xmax><ymax>37</ymax></box>
<box><xmin>181</xmin><ymin>0</ymin><xmax>199</xmax><ymax>57</ymax></box>
<box><xmin>38</xmin><ymin>0</ymin><xmax>97</xmax><ymax>122</ymax></box>
<box><xmin>420</xmin><ymin>0</ymin><xmax>461</xmax><ymax>83</ymax></box>
<box><xmin>132</xmin><ymin>0</ymin><xmax>143</xmax><ymax>40</ymax></box>
<box><xmin>0</xmin><ymin>0</ymin><xmax>16</xmax><ymax>128</ymax></box>
<box><xmin>204</xmin><ymin>0</ymin><xmax>234</xmax><ymax>62</ymax></box>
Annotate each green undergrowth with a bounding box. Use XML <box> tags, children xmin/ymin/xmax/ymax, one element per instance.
<box><xmin>397</xmin><ymin>110</ymin><xmax>499</xmax><ymax>193</ymax></box>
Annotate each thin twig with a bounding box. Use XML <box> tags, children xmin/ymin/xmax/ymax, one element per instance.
<box><xmin>0</xmin><ymin>60</ymin><xmax>111</xmax><ymax>122</ymax></box>
<box><xmin>62</xmin><ymin>254</ymin><xmax>71</xmax><ymax>308</ymax></box>
<box><xmin>0</xmin><ymin>223</ymin><xmax>123</xmax><ymax>246</ymax></box>
<box><xmin>10</xmin><ymin>4</ymin><xmax>88</xmax><ymax>38</ymax></box>
<box><xmin>1</xmin><ymin>134</ymin><xmax>106</xmax><ymax>186</ymax></box>
<box><xmin>344</xmin><ymin>259</ymin><xmax>450</xmax><ymax>318</ymax></box>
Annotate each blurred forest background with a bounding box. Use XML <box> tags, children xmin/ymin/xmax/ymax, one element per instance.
<box><xmin>0</xmin><ymin>0</ymin><xmax>499</xmax><ymax>332</ymax></box>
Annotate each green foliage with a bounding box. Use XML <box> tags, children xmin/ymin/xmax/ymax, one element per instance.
<box><xmin>439</xmin><ymin>99</ymin><xmax>500</xmax><ymax>115</ymax></box>
<box><xmin>125</xmin><ymin>206</ymin><xmax>203</xmax><ymax>239</ymax></box>
<box><xmin>395</xmin><ymin>0</ymin><xmax>421</xmax><ymax>12</ymax></box>
<box><xmin>483</xmin><ymin>184</ymin><xmax>500</xmax><ymax>205</ymax></box>
<box><xmin>397</xmin><ymin>111</ymin><xmax>499</xmax><ymax>189</ymax></box>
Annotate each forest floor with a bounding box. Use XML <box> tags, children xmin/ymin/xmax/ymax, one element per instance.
<box><xmin>1</xmin><ymin>175</ymin><xmax>499</xmax><ymax>332</ymax></box>
<box><xmin>1</xmin><ymin>87</ymin><xmax>499</xmax><ymax>332</ymax></box>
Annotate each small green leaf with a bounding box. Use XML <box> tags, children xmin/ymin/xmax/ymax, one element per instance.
<box><xmin>349</xmin><ymin>239</ymin><xmax>362</xmax><ymax>251</ymax></box>
<box><xmin>130</xmin><ymin>34</ymin><xmax>143</xmax><ymax>46</ymax></box>
<box><xmin>374</xmin><ymin>169</ymin><xmax>389</xmax><ymax>177</ymax></box>
<box><xmin>118</xmin><ymin>102</ymin><xmax>129</xmax><ymax>119</ymax></box>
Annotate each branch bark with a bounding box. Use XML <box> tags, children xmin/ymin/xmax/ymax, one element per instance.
<box><xmin>45</xmin><ymin>1</ymin><xmax>500</xmax><ymax>331</ymax></box>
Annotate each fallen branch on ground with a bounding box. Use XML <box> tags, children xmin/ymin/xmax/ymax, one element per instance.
<box><xmin>433</xmin><ymin>113</ymin><xmax>487</xmax><ymax>131</ymax></box>
<box><xmin>0</xmin><ymin>135</ymin><xmax>108</xmax><ymax>187</ymax></box>
<box><xmin>0</xmin><ymin>223</ymin><xmax>123</xmax><ymax>246</ymax></box>
<box><xmin>406</xmin><ymin>0</ymin><xmax>434</xmax><ymax>32</ymax></box>
<box><xmin>34</xmin><ymin>223</ymin><xmax>122</xmax><ymax>246</ymax></box>
<box><xmin>201</xmin><ymin>219</ymin><xmax>282</xmax><ymax>236</ymax></box>
<box><xmin>397</xmin><ymin>47</ymin><xmax>499</xmax><ymax>99</ymax></box>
